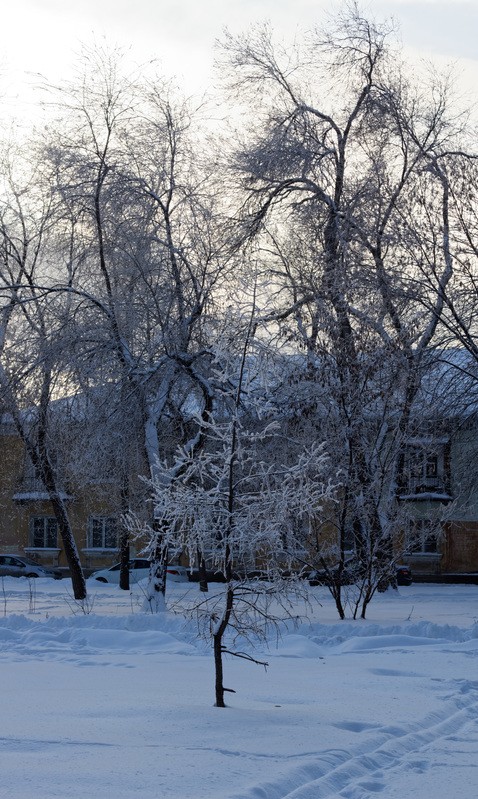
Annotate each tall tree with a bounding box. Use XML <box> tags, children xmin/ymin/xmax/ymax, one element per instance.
<box><xmin>41</xmin><ymin>47</ymin><xmax>233</xmax><ymax>597</ymax></box>
<box><xmin>220</xmin><ymin>7</ymin><xmax>468</xmax><ymax>616</ymax></box>
<box><xmin>0</xmin><ymin>140</ymin><xmax>87</xmax><ymax>599</ymax></box>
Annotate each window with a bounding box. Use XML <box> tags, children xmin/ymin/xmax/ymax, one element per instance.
<box><xmin>402</xmin><ymin>439</ymin><xmax>449</xmax><ymax>497</ymax></box>
<box><xmin>343</xmin><ymin>522</ymin><xmax>358</xmax><ymax>552</ymax></box>
<box><xmin>87</xmin><ymin>516</ymin><xmax>118</xmax><ymax>549</ymax></box>
<box><xmin>425</xmin><ymin>455</ymin><xmax>438</xmax><ymax>478</ymax></box>
<box><xmin>29</xmin><ymin>517</ymin><xmax>58</xmax><ymax>548</ymax></box>
<box><xmin>278</xmin><ymin>515</ymin><xmax>309</xmax><ymax>559</ymax></box>
<box><xmin>14</xmin><ymin>453</ymin><xmax>71</xmax><ymax>502</ymax></box>
<box><xmin>409</xmin><ymin>519</ymin><xmax>439</xmax><ymax>554</ymax></box>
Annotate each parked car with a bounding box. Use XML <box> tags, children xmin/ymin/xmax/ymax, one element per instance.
<box><xmin>164</xmin><ymin>565</ymin><xmax>189</xmax><ymax>582</ymax></box>
<box><xmin>0</xmin><ymin>554</ymin><xmax>62</xmax><ymax>579</ymax></box>
<box><xmin>90</xmin><ymin>559</ymin><xmax>189</xmax><ymax>584</ymax></box>
<box><xmin>242</xmin><ymin>569</ymin><xmax>309</xmax><ymax>581</ymax></box>
<box><xmin>308</xmin><ymin>560</ymin><xmax>356</xmax><ymax>587</ymax></box>
<box><xmin>309</xmin><ymin>562</ymin><xmax>413</xmax><ymax>587</ymax></box>
<box><xmin>187</xmin><ymin>568</ymin><xmax>227</xmax><ymax>583</ymax></box>
<box><xmin>187</xmin><ymin>567</ymin><xmax>310</xmax><ymax>584</ymax></box>
<box><xmin>396</xmin><ymin>564</ymin><xmax>413</xmax><ymax>585</ymax></box>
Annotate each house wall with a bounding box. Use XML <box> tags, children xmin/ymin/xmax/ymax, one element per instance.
<box><xmin>0</xmin><ymin>427</ymin><xmax>125</xmax><ymax>570</ymax></box>
<box><xmin>441</xmin><ymin>428</ymin><xmax>478</xmax><ymax>572</ymax></box>
<box><xmin>0</xmin><ymin>432</ymin><xmax>26</xmax><ymax>550</ymax></box>
<box><xmin>395</xmin><ymin>424</ymin><xmax>478</xmax><ymax>575</ymax></box>
<box><xmin>442</xmin><ymin>520</ymin><xmax>478</xmax><ymax>573</ymax></box>
<box><xmin>449</xmin><ymin>428</ymin><xmax>478</xmax><ymax>520</ymax></box>
<box><xmin>2</xmin><ymin>413</ymin><xmax>478</xmax><ymax>576</ymax></box>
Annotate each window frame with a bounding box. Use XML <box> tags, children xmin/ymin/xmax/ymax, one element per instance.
<box><xmin>29</xmin><ymin>516</ymin><xmax>58</xmax><ymax>549</ymax></box>
<box><xmin>402</xmin><ymin>437</ymin><xmax>449</xmax><ymax>496</ymax></box>
<box><xmin>408</xmin><ymin>519</ymin><xmax>439</xmax><ymax>555</ymax></box>
<box><xmin>87</xmin><ymin>516</ymin><xmax>119</xmax><ymax>550</ymax></box>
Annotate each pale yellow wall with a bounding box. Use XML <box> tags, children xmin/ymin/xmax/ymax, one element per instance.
<box><xmin>0</xmin><ymin>431</ymin><xmax>123</xmax><ymax>569</ymax></box>
<box><xmin>0</xmin><ymin>434</ymin><xmax>27</xmax><ymax>552</ymax></box>
<box><xmin>2</xmin><ymin>423</ymin><xmax>478</xmax><ymax>575</ymax></box>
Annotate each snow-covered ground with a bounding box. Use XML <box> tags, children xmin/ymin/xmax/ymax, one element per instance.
<box><xmin>0</xmin><ymin>577</ymin><xmax>477</xmax><ymax>798</ymax></box>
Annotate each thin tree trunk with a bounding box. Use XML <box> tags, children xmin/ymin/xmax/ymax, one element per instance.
<box><xmin>197</xmin><ymin>548</ymin><xmax>208</xmax><ymax>593</ymax></box>
<box><xmin>119</xmin><ymin>527</ymin><xmax>130</xmax><ymax>591</ymax></box>
<box><xmin>213</xmin><ymin>582</ymin><xmax>234</xmax><ymax>707</ymax></box>
<box><xmin>213</xmin><ymin>631</ymin><xmax>226</xmax><ymax>708</ymax></box>
<box><xmin>119</xmin><ymin>475</ymin><xmax>130</xmax><ymax>591</ymax></box>
<box><xmin>33</xmin><ymin>431</ymin><xmax>86</xmax><ymax>601</ymax></box>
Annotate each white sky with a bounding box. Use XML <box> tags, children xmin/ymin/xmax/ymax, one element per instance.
<box><xmin>1</xmin><ymin>0</ymin><xmax>477</xmax><ymax>120</ymax></box>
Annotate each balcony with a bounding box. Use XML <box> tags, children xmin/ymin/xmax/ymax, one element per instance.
<box><xmin>13</xmin><ymin>478</ymin><xmax>73</xmax><ymax>503</ymax></box>
<box><xmin>398</xmin><ymin>476</ymin><xmax>452</xmax><ymax>503</ymax></box>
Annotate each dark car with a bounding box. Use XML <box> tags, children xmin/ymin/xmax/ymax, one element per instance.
<box><xmin>243</xmin><ymin>569</ymin><xmax>309</xmax><ymax>580</ymax></box>
<box><xmin>0</xmin><ymin>554</ymin><xmax>62</xmax><ymax>579</ymax></box>
<box><xmin>396</xmin><ymin>565</ymin><xmax>413</xmax><ymax>585</ymax></box>
<box><xmin>188</xmin><ymin>568</ymin><xmax>309</xmax><ymax>584</ymax></box>
<box><xmin>187</xmin><ymin>568</ymin><xmax>227</xmax><ymax>583</ymax></box>
<box><xmin>309</xmin><ymin>562</ymin><xmax>413</xmax><ymax>587</ymax></box>
<box><xmin>308</xmin><ymin>560</ymin><xmax>356</xmax><ymax>587</ymax></box>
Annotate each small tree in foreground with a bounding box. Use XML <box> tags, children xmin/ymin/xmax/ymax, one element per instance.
<box><xmin>144</xmin><ymin>315</ymin><xmax>337</xmax><ymax>706</ymax></box>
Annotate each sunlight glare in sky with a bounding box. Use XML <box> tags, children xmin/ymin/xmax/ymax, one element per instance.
<box><xmin>1</xmin><ymin>0</ymin><xmax>477</xmax><ymax>121</ymax></box>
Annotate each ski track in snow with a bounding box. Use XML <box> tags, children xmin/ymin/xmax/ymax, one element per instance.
<box><xmin>227</xmin><ymin>674</ymin><xmax>478</xmax><ymax>799</ymax></box>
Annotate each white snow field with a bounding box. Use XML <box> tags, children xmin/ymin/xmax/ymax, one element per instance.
<box><xmin>0</xmin><ymin>578</ymin><xmax>477</xmax><ymax>799</ymax></box>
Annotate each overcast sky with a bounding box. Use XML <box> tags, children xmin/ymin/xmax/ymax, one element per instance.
<box><xmin>1</xmin><ymin>0</ymin><xmax>477</xmax><ymax>119</ymax></box>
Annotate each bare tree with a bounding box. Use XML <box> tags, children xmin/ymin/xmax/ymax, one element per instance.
<box><xmin>0</xmin><ymin>142</ymin><xmax>87</xmax><ymax>599</ymax></box>
<box><xmin>38</xmin><ymin>47</ymin><xmax>233</xmax><ymax>596</ymax></box>
<box><xmin>219</xmin><ymin>7</ymin><xmax>468</xmax><ymax>616</ymax></box>
<box><xmin>143</xmin><ymin>306</ymin><xmax>335</xmax><ymax>706</ymax></box>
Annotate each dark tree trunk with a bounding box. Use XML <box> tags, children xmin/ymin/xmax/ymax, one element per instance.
<box><xmin>29</xmin><ymin>430</ymin><xmax>86</xmax><ymax>601</ymax></box>
<box><xmin>119</xmin><ymin>478</ymin><xmax>130</xmax><ymax>591</ymax></box>
<box><xmin>213</xmin><ymin>582</ymin><xmax>234</xmax><ymax>708</ymax></box>
<box><xmin>197</xmin><ymin>548</ymin><xmax>208</xmax><ymax>593</ymax></box>
<box><xmin>213</xmin><ymin>631</ymin><xmax>226</xmax><ymax>708</ymax></box>
<box><xmin>119</xmin><ymin>529</ymin><xmax>130</xmax><ymax>591</ymax></box>
<box><xmin>49</xmin><ymin>492</ymin><xmax>86</xmax><ymax>600</ymax></box>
